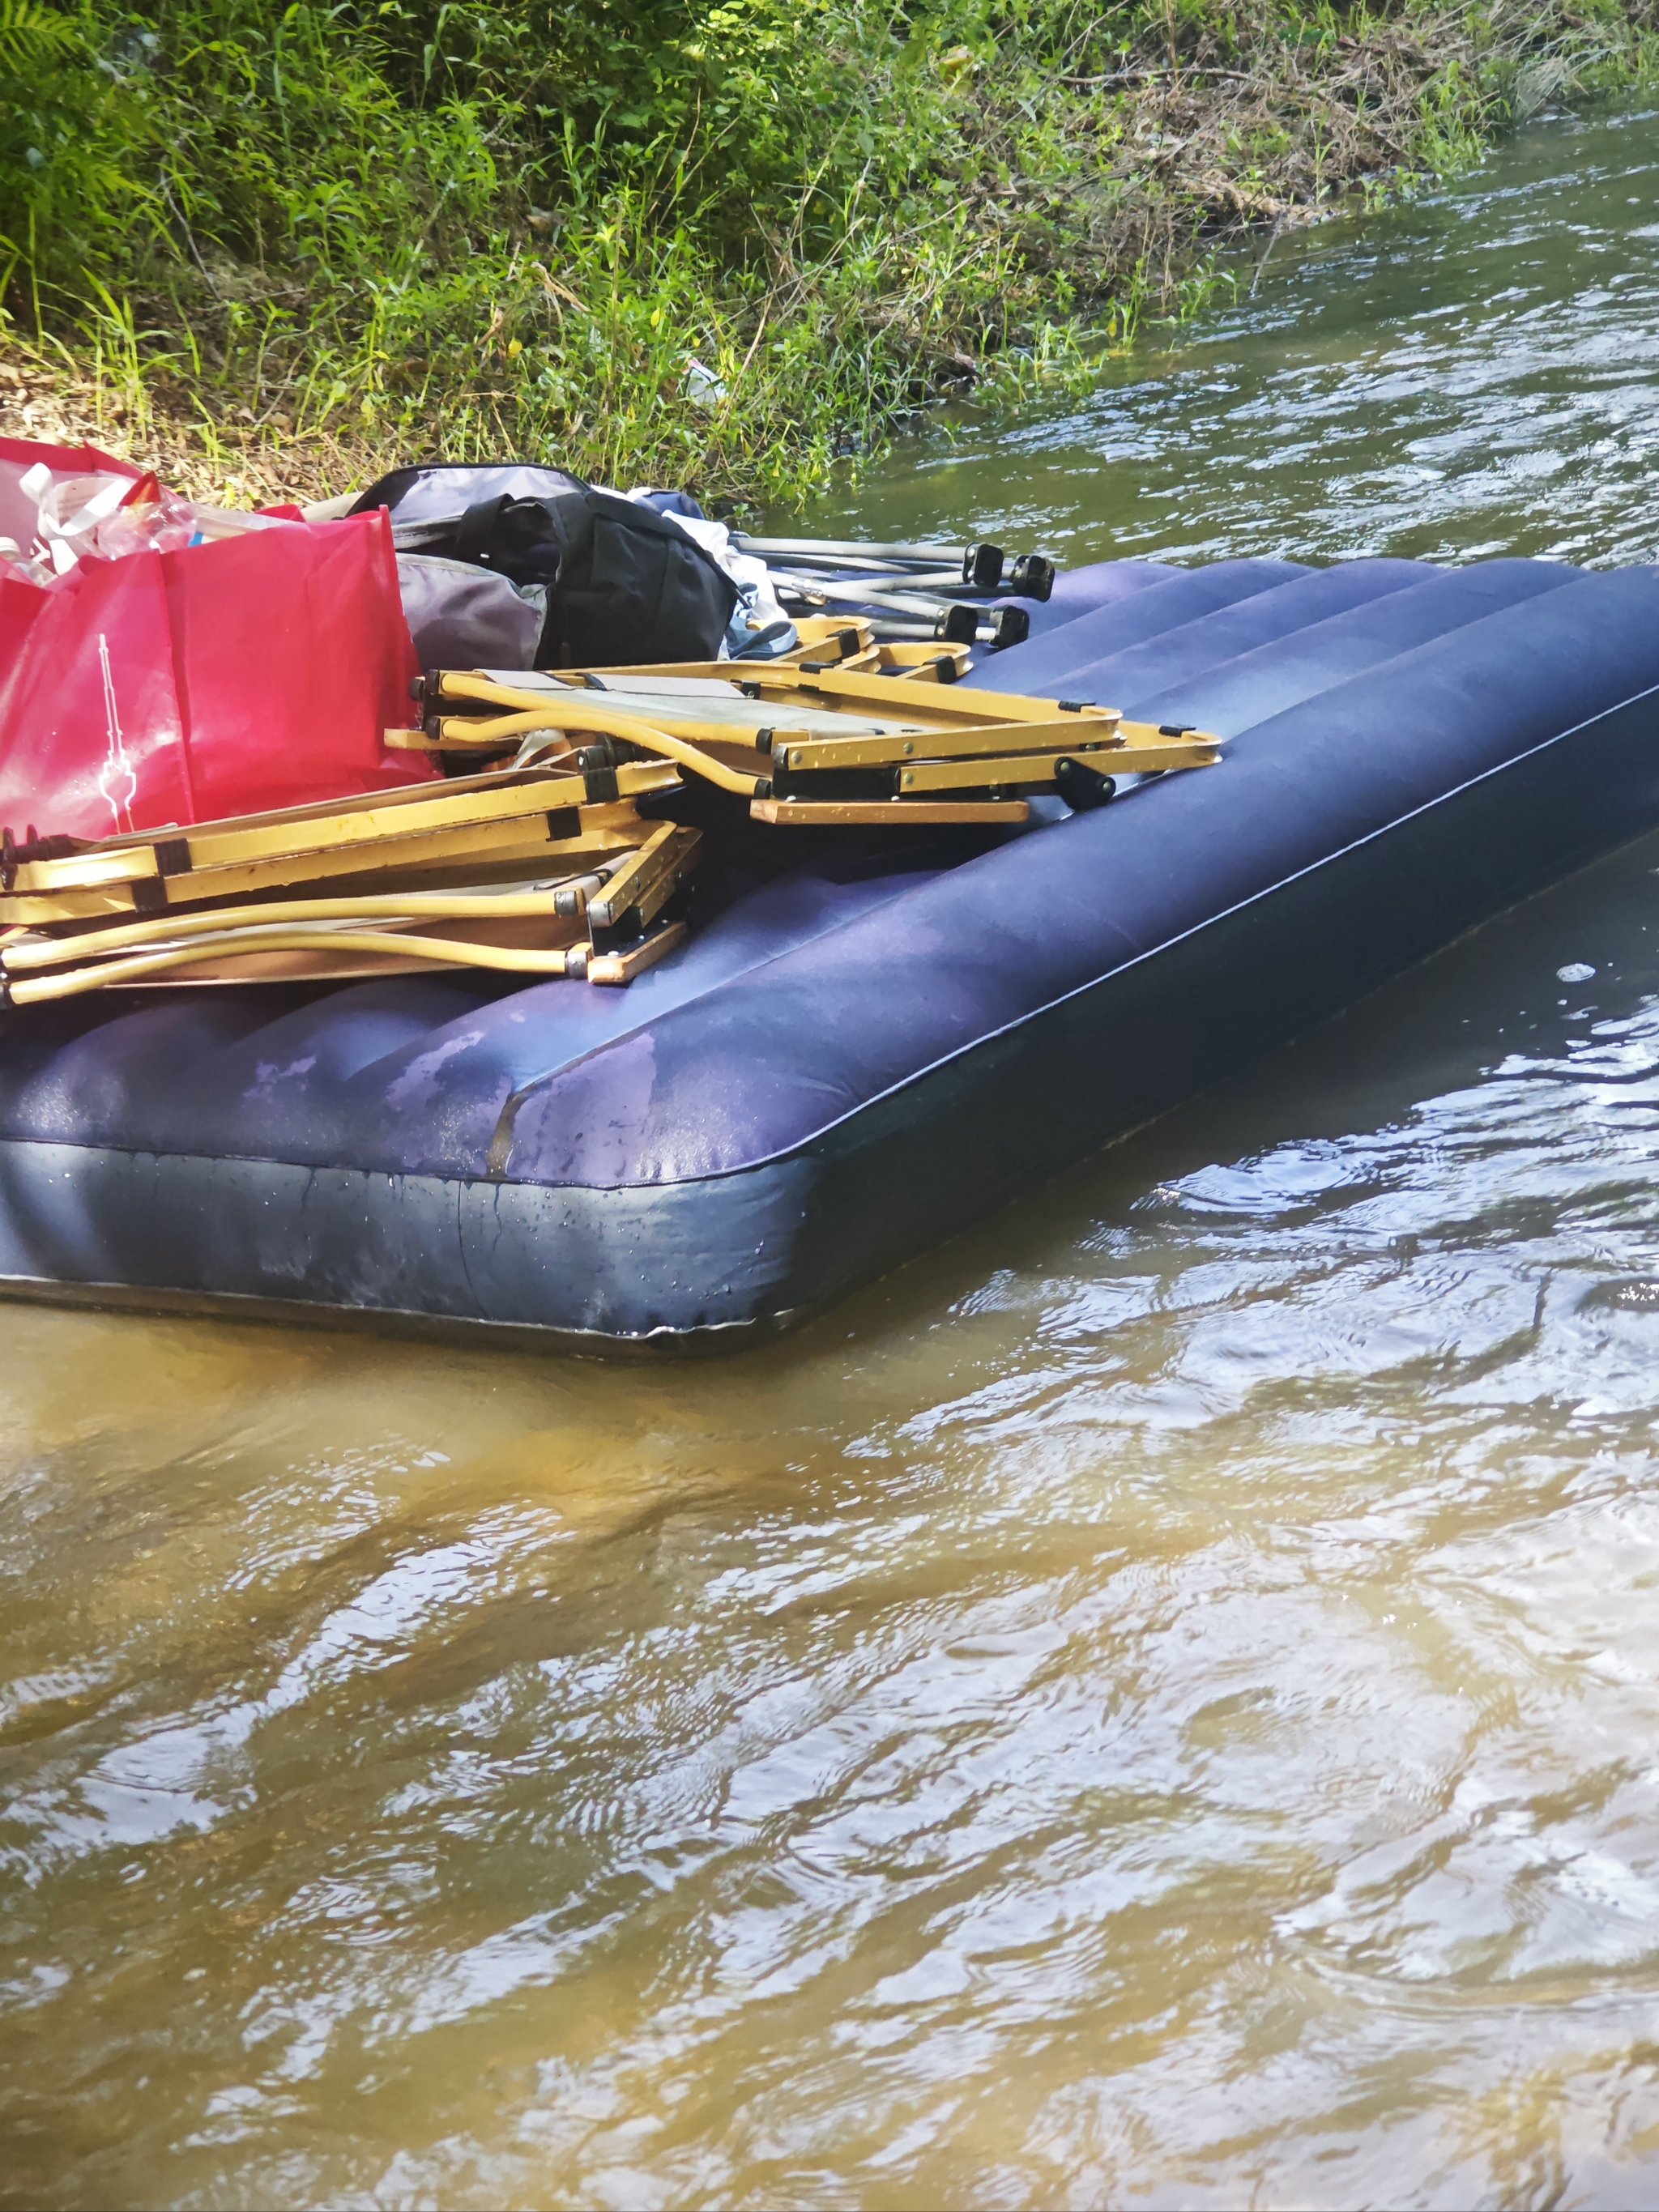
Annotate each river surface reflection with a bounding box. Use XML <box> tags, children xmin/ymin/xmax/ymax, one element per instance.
<box><xmin>11</xmin><ymin>105</ymin><xmax>1659</xmax><ymax>2212</ymax></box>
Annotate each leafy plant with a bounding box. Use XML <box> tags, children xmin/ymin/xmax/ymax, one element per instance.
<box><xmin>2</xmin><ymin>0</ymin><xmax>1654</xmax><ymax>505</ymax></box>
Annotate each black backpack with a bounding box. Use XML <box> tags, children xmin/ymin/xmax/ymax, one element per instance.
<box><xmin>351</xmin><ymin>463</ymin><xmax>738</xmax><ymax>667</ymax></box>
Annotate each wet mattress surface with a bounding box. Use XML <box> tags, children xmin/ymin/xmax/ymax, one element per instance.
<box><xmin>3</xmin><ymin>552</ymin><xmax>1657</xmax><ymax>1347</ymax></box>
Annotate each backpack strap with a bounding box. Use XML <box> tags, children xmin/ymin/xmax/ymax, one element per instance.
<box><xmin>450</xmin><ymin>493</ymin><xmax>513</xmax><ymax>569</ymax></box>
<box><xmin>451</xmin><ymin>491</ymin><xmax>593</xmax><ymax>577</ymax></box>
<box><xmin>347</xmin><ymin>464</ymin><xmax>425</xmax><ymax>515</ymax></box>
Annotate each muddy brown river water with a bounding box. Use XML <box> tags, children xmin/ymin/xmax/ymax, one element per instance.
<box><xmin>11</xmin><ymin>103</ymin><xmax>1659</xmax><ymax>2211</ymax></box>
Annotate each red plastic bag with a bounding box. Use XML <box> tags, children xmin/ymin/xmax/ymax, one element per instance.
<box><xmin>0</xmin><ymin>503</ymin><xmax>433</xmax><ymax>839</ymax></box>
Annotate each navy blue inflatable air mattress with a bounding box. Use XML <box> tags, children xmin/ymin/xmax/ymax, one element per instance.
<box><xmin>2</xmin><ymin>552</ymin><xmax>1657</xmax><ymax>1351</ymax></box>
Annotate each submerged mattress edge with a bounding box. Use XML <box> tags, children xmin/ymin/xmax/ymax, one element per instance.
<box><xmin>0</xmin><ymin>1270</ymin><xmax>800</xmax><ymax>1358</ymax></box>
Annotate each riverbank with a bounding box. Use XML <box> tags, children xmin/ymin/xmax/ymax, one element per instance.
<box><xmin>3</xmin><ymin>0</ymin><xmax>1656</xmax><ymax>510</ymax></box>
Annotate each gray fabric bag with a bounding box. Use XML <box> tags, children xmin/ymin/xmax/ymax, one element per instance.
<box><xmin>395</xmin><ymin>552</ymin><xmax>547</xmax><ymax>671</ymax></box>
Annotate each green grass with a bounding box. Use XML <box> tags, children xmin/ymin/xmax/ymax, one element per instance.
<box><xmin>3</xmin><ymin>0</ymin><xmax>1657</xmax><ymax>507</ymax></box>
